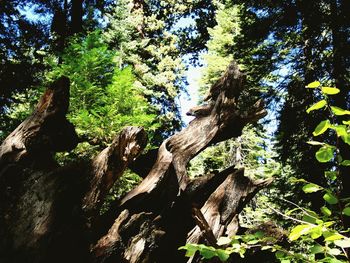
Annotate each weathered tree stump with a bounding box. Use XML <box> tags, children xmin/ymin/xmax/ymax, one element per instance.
<box><xmin>0</xmin><ymin>61</ymin><xmax>271</xmax><ymax>263</ymax></box>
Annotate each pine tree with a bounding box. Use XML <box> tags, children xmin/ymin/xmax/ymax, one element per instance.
<box><xmin>104</xmin><ymin>0</ymin><xmax>188</xmax><ymax>144</ymax></box>
<box><xmin>189</xmin><ymin>0</ymin><xmax>279</xmax><ymax>185</ymax></box>
<box><xmin>199</xmin><ymin>2</ymin><xmax>240</xmax><ymax>97</ymax></box>
<box><xmin>47</xmin><ymin>31</ymin><xmax>158</xmax><ymax>158</ymax></box>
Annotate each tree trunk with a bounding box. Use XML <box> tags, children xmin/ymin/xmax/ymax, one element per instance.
<box><xmin>71</xmin><ymin>0</ymin><xmax>84</xmax><ymax>34</ymax></box>
<box><xmin>0</xmin><ymin>61</ymin><xmax>271</xmax><ymax>263</ymax></box>
<box><xmin>330</xmin><ymin>0</ymin><xmax>350</xmax><ymax>228</ymax></box>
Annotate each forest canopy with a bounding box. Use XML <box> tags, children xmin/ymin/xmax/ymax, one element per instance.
<box><xmin>1</xmin><ymin>0</ymin><xmax>350</xmax><ymax>263</ymax></box>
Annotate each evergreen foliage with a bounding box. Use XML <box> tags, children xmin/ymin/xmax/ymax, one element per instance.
<box><xmin>104</xmin><ymin>0</ymin><xmax>187</xmax><ymax>143</ymax></box>
<box><xmin>48</xmin><ymin>31</ymin><xmax>157</xmax><ymax>157</ymax></box>
<box><xmin>190</xmin><ymin>0</ymin><xmax>278</xmax><ymax>183</ymax></box>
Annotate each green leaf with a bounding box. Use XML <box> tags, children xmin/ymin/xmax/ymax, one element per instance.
<box><xmin>305</xmin><ymin>209</ymin><xmax>319</xmax><ymax>222</ymax></box>
<box><xmin>242</xmin><ymin>234</ymin><xmax>255</xmax><ymax>242</ymax></box>
<box><xmin>286</xmin><ymin>208</ymin><xmax>299</xmax><ymax>216</ymax></box>
<box><xmin>310</xmin><ymin>245</ymin><xmax>324</xmax><ymax>254</ymax></box>
<box><xmin>199</xmin><ymin>245</ymin><xmax>216</xmax><ymax>259</ymax></box>
<box><xmin>253</xmin><ymin>231</ymin><xmax>265</xmax><ymax>238</ymax></box>
<box><xmin>313</xmin><ymin>120</ymin><xmax>331</xmax><ymax>136</ymax></box>
<box><xmin>341</xmin><ymin>134</ymin><xmax>350</xmax><ymax>145</ymax></box>
<box><xmin>231</xmin><ymin>243</ymin><xmax>241</xmax><ymax>250</ymax></box>
<box><xmin>306</xmin><ymin>81</ymin><xmax>321</xmax><ymax>88</ymax></box>
<box><xmin>216</xmin><ymin>249</ymin><xmax>230</xmax><ymax>261</ymax></box>
<box><xmin>334</xmin><ymin>239</ymin><xmax>350</xmax><ymax>248</ymax></box>
<box><xmin>306</xmin><ymin>100</ymin><xmax>327</xmax><ymax>113</ymax></box>
<box><xmin>247</xmin><ymin>239</ymin><xmax>260</xmax><ymax>245</ymax></box>
<box><xmin>217</xmin><ymin>236</ymin><xmax>232</xmax><ymax>246</ymax></box>
<box><xmin>343</xmin><ymin>120</ymin><xmax>350</xmax><ymax>125</ymax></box>
<box><xmin>341</xmin><ymin>160</ymin><xmax>350</xmax><ymax>166</ymax></box>
<box><xmin>289</xmin><ymin>177</ymin><xmax>308</xmax><ymax>184</ymax></box>
<box><xmin>323</xmin><ymin>192</ymin><xmax>338</xmax><ymax>204</ymax></box>
<box><xmin>324</xmin><ymin>222</ymin><xmax>335</xmax><ymax>228</ymax></box>
<box><xmin>337</xmin><ymin>154</ymin><xmax>344</xmax><ymax>163</ymax></box>
<box><xmin>324</xmin><ymin>232</ymin><xmax>343</xmax><ymax>241</ymax></box>
<box><xmin>331</xmin><ymin>106</ymin><xmax>350</xmax><ymax>116</ymax></box>
<box><xmin>305</xmin><ymin>209</ymin><xmax>321</xmax><ymax>220</ymax></box>
<box><xmin>275</xmin><ymin>251</ymin><xmax>285</xmax><ymax>259</ymax></box>
<box><xmin>329</xmin><ymin>259</ymin><xmax>346</xmax><ymax>263</ymax></box>
<box><xmin>289</xmin><ymin>224</ymin><xmax>312</xmax><ymax>241</ymax></box>
<box><xmin>315</xmin><ymin>146</ymin><xmax>335</xmax><ymax>163</ymax></box>
<box><xmin>302</xmin><ymin>214</ymin><xmax>317</xmax><ymax>224</ymax></box>
<box><xmin>331</xmin><ymin>125</ymin><xmax>348</xmax><ymax>137</ymax></box>
<box><xmin>320</xmin><ymin>206</ymin><xmax>332</xmax><ymax>216</ymax></box>
<box><xmin>261</xmin><ymin>246</ymin><xmax>272</xmax><ymax>250</ymax></box>
<box><xmin>178</xmin><ymin>244</ymin><xmax>198</xmax><ymax>257</ymax></box>
<box><xmin>343</xmin><ymin>207</ymin><xmax>350</xmax><ymax>216</ymax></box>
<box><xmin>328</xmin><ymin>248</ymin><xmax>341</xmax><ymax>255</ymax></box>
<box><xmin>310</xmin><ymin>226</ymin><xmax>323</xmax><ymax>239</ymax></box>
<box><xmin>302</xmin><ymin>183</ymin><xmax>323</xmax><ymax>193</ymax></box>
<box><xmin>321</xmin><ymin>87</ymin><xmax>340</xmax><ymax>95</ymax></box>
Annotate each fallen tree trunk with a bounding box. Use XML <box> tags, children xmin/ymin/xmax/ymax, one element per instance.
<box><xmin>0</xmin><ymin>61</ymin><xmax>271</xmax><ymax>263</ymax></box>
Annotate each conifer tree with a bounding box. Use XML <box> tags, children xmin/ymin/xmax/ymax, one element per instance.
<box><xmin>47</xmin><ymin>31</ymin><xmax>158</xmax><ymax>158</ymax></box>
<box><xmin>191</xmin><ymin>1</ymin><xmax>279</xmax><ymax>184</ymax></box>
<box><xmin>227</xmin><ymin>0</ymin><xmax>350</xmax><ymax>209</ymax></box>
<box><xmin>104</xmin><ymin>0</ymin><xmax>188</xmax><ymax>143</ymax></box>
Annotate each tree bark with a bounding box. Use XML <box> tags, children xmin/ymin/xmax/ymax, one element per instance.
<box><xmin>330</xmin><ymin>0</ymin><xmax>350</xmax><ymax>229</ymax></box>
<box><xmin>71</xmin><ymin>0</ymin><xmax>84</xmax><ymax>34</ymax></box>
<box><xmin>0</xmin><ymin>61</ymin><xmax>271</xmax><ymax>263</ymax></box>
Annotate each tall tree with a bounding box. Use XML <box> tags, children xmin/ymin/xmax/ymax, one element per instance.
<box><xmin>0</xmin><ymin>1</ymin><xmax>49</xmax><ymax>140</ymax></box>
<box><xmin>189</xmin><ymin>2</ymin><xmax>280</xmax><ymax>239</ymax></box>
<box><xmin>227</xmin><ymin>0</ymin><xmax>350</xmax><ymax>208</ymax></box>
<box><xmin>194</xmin><ymin>0</ymin><xmax>278</xmax><ymax>180</ymax></box>
<box><xmin>71</xmin><ymin>0</ymin><xmax>83</xmax><ymax>34</ymax></box>
<box><xmin>104</xmin><ymin>0</ymin><xmax>188</xmax><ymax>143</ymax></box>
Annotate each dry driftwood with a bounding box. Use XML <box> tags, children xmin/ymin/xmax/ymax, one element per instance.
<box><xmin>0</xmin><ymin>61</ymin><xmax>271</xmax><ymax>263</ymax></box>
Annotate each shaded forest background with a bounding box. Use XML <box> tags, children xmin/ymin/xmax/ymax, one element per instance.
<box><xmin>1</xmin><ymin>0</ymin><xmax>350</xmax><ymax>262</ymax></box>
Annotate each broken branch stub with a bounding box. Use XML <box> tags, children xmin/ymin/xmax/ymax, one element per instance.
<box><xmin>0</xmin><ymin>76</ymin><xmax>78</xmax><ymax>167</ymax></box>
<box><xmin>186</xmin><ymin>169</ymin><xmax>273</xmax><ymax>263</ymax></box>
<box><xmin>83</xmin><ymin>126</ymin><xmax>148</xmax><ymax>224</ymax></box>
<box><xmin>187</xmin><ymin>169</ymin><xmax>273</xmax><ymax>244</ymax></box>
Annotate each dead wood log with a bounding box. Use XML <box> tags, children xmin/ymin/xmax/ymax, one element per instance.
<box><xmin>1</xmin><ymin>61</ymin><xmax>272</xmax><ymax>263</ymax></box>
<box><xmin>187</xmin><ymin>169</ymin><xmax>273</xmax><ymax>244</ymax></box>
<box><xmin>91</xmin><ymin>61</ymin><xmax>270</xmax><ymax>263</ymax></box>
<box><xmin>119</xmin><ymin>61</ymin><xmax>266</xmax><ymax>209</ymax></box>
<box><xmin>0</xmin><ymin>76</ymin><xmax>83</xmax><ymax>263</ymax></box>
<box><xmin>82</xmin><ymin>126</ymin><xmax>147</xmax><ymax>229</ymax></box>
